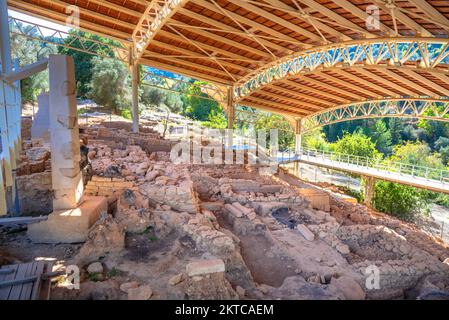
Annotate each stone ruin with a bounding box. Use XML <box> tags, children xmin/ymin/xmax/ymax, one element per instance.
<box><xmin>3</xmin><ymin>117</ymin><xmax>449</xmax><ymax>301</ymax></box>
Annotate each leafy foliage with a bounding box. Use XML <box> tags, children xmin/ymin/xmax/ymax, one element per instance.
<box><xmin>88</xmin><ymin>57</ymin><xmax>131</xmax><ymax>113</ymax></box>
<box><xmin>254</xmin><ymin>114</ymin><xmax>294</xmax><ymax>151</ymax></box>
<box><xmin>332</xmin><ymin>130</ymin><xmax>381</xmax><ymax>159</ymax></box>
<box><xmin>59</xmin><ymin>30</ymin><xmax>121</xmax><ymax>97</ymax></box>
<box><xmin>373</xmin><ymin>181</ymin><xmax>428</xmax><ymax>222</ymax></box>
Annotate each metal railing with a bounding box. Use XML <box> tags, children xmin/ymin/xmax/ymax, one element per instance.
<box><xmin>280</xmin><ymin>147</ymin><xmax>449</xmax><ymax>184</ymax></box>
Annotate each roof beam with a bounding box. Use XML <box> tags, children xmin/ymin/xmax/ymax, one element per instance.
<box><xmin>300</xmin><ymin>76</ymin><xmax>365</xmax><ymax>101</ymax></box>
<box><xmin>39</xmin><ymin>0</ymin><xmax>135</xmax><ymax>30</ymax></box>
<box><xmin>133</xmin><ymin>0</ymin><xmax>189</xmax><ymax>62</ymax></box>
<box><xmin>240</xmin><ymin>101</ymin><xmax>303</xmax><ymax>118</ymax></box>
<box><xmin>261</xmin><ymin>0</ymin><xmax>351</xmax><ymax>41</ymax></box>
<box><xmin>8</xmin><ymin>0</ymin><xmax>131</xmax><ymax>40</ymax></box>
<box><xmin>227</xmin><ymin>0</ymin><xmax>322</xmax><ymax>42</ymax></box>
<box><xmin>165</xmin><ymin>20</ymin><xmax>273</xmax><ymax>59</ymax></box>
<box><xmin>157</xmin><ymin>30</ymin><xmax>260</xmax><ymax>63</ymax></box>
<box><xmin>266</xmin><ymin>83</ymin><xmax>335</xmax><ymax>106</ymax></box>
<box><xmin>140</xmin><ymin>57</ymin><xmax>232</xmax><ymax>85</ymax></box>
<box><xmin>407</xmin><ymin>0</ymin><xmax>449</xmax><ymax>30</ymax></box>
<box><xmin>284</xmin><ymin>79</ymin><xmax>350</xmax><ymax>103</ymax></box>
<box><xmin>350</xmin><ymin>68</ymin><xmax>417</xmax><ymax>97</ymax></box>
<box><xmin>176</xmin><ymin>7</ymin><xmax>291</xmax><ymax>54</ymax></box>
<box><xmin>315</xmin><ymin>72</ymin><xmax>378</xmax><ymax>99</ymax></box>
<box><xmin>331</xmin><ymin>69</ymin><xmax>399</xmax><ymax>97</ymax></box>
<box><xmin>374</xmin><ymin>1</ymin><xmax>432</xmax><ymax>36</ymax></box>
<box><xmin>144</xmin><ymin>54</ymin><xmax>240</xmax><ymax>79</ymax></box>
<box><xmin>79</xmin><ymin>0</ymin><xmax>143</xmax><ymax>19</ymax></box>
<box><xmin>374</xmin><ymin>68</ymin><xmax>436</xmax><ymax>97</ymax></box>
<box><xmin>328</xmin><ymin>0</ymin><xmax>394</xmax><ymax>35</ymax></box>
<box><xmin>295</xmin><ymin>0</ymin><xmax>375</xmax><ymax>37</ymax></box>
<box><xmin>245</xmin><ymin>96</ymin><xmax>313</xmax><ymax>115</ymax></box>
<box><xmin>258</xmin><ymin>88</ymin><xmax>325</xmax><ymax>111</ymax></box>
<box><xmin>148</xmin><ymin>40</ymin><xmax>252</xmax><ymax>72</ymax></box>
<box><xmin>399</xmin><ymin>69</ymin><xmax>449</xmax><ymax>97</ymax></box>
<box><xmin>193</xmin><ymin>0</ymin><xmax>309</xmax><ymax>49</ymax></box>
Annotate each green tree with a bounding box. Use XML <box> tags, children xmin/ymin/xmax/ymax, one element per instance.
<box><xmin>88</xmin><ymin>57</ymin><xmax>130</xmax><ymax>113</ymax></box>
<box><xmin>371</xmin><ymin>120</ymin><xmax>392</xmax><ymax>154</ymax></box>
<box><xmin>59</xmin><ymin>30</ymin><xmax>121</xmax><ymax>97</ymax></box>
<box><xmin>302</xmin><ymin>128</ymin><xmax>331</xmax><ymax>151</ymax></box>
<box><xmin>332</xmin><ymin>130</ymin><xmax>381</xmax><ymax>159</ymax></box>
<box><xmin>373</xmin><ymin>181</ymin><xmax>428</xmax><ymax>222</ymax></box>
<box><xmin>388</xmin><ymin>118</ymin><xmax>403</xmax><ymax>146</ymax></box>
<box><xmin>202</xmin><ymin>109</ymin><xmax>228</xmax><ymax>129</ymax></box>
<box><xmin>254</xmin><ymin>114</ymin><xmax>294</xmax><ymax>151</ymax></box>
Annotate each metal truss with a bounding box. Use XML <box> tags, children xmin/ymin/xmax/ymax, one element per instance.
<box><xmin>141</xmin><ymin>69</ymin><xmax>227</xmax><ymax>104</ymax></box>
<box><xmin>8</xmin><ymin>16</ymin><xmax>128</xmax><ymax>62</ymax></box>
<box><xmin>234</xmin><ymin>38</ymin><xmax>449</xmax><ymax>101</ymax></box>
<box><xmin>301</xmin><ymin>99</ymin><xmax>449</xmax><ymax>133</ymax></box>
<box><xmin>132</xmin><ymin>0</ymin><xmax>188</xmax><ymax>62</ymax></box>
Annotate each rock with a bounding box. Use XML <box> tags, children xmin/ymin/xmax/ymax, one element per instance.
<box><xmin>104</xmin><ymin>165</ymin><xmax>121</xmax><ymax>177</ymax></box>
<box><xmin>87</xmin><ymin>262</ymin><xmax>103</xmax><ymax>274</ymax></box>
<box><xmin>120</xmin><ymin>189</ymin><xmax>136</xmax><ymax>208</ymax></box>
<box><xmin>26</xmin><ymin>147</ymin><xmax>50</xmax><ymax>162</ymax></box>
<box><xmin>74</xmin><ymin>214</ymin><xmax>125</xmax><ymax>265</ymax></box>
<box><xmin>145</xmin><ymin>170</ymin><xmax>160</xmax><ymax>181</ymax></box>
<box><xmin>224</xmin><ymin>204</ymin><xmax>243</xmax><ymax>218</ymax></box>
<box><xmin>236</xmin><ymin>286</ymin><xmax>246</xmax><ymax>297</ymax></box>
<box><xmin>128</xmin><ymin>285</ymin><xmax>153</xmax><ymax>300</ymax></box>
<box><xmin>186</xmin><ymin>259</ymin><xmax>226</xmax><ymax>277</ymax></box>
<box><xmin>120</xmin><ymin>281</ymin><xmax>139</xmax><ymax>293</ymax></box>
<box><xmin>331</xmin><ymin>276</ymin><xmax>366</xmax><ymax>300</ymax></box>
<box><xmin>169</xmin><ymin>273</ymin><xmax>184</xmax><ymax>286</ymax></box>
<box><xmin>296</xmin><ymin>224</ymin><xmax>315</xmax><ymax>241</ymax></box>
<box><xmin>336</xmin><ymin>244</ymin><xmax>350</xmax><ymax>255</ymax></box>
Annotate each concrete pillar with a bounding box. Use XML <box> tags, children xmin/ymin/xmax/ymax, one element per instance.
<box><xmin>48</xmin><ymin>55</ymin><xmax>83</xmax><ymax>210</ymax></box>
<box><xmin>363</xmin><ymin>176</ymin><xmax>376</xmax><ymax>208</ymax></box>
<box><xmin>131</xmin><ymin>63</ymin><xmax>139</xmax><ymax>133</ymax></box>
<box><xmin>226</xmin><ymin>86</ymin><xmax>235</xmax><ymax>130</ymax></box>
<box><xmin>31</xmin><ymin>93</ymin><xmax>50</xmax><ymax>142</ymax></box>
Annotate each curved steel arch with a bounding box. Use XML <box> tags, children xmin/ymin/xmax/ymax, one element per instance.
<box><xmin>301</xmin><ymin>99</ymin><xmax>449</xmax><ymax>134</ymax></box>
<box><xmin>234</xmin><ymin>38</ymin><xmax>449</xmax><ymax>101</ymax></box>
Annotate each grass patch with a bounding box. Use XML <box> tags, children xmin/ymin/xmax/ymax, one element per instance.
<box><xmin>87</xmin><ymin>272</ymin><xmax>102</xmax><ymax>282</ymax></box>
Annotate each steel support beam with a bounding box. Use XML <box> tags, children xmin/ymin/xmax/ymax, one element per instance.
<box><xmin>227</xmin><ymin>86</ymin><xmax>235</xmax><ymax>129</ymax></box>
<box><xmin>131</xmin><ymin>63</ymin><xmax>140</xmax><ymax>134</ymax></box>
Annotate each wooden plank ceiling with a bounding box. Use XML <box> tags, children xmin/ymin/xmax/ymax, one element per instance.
<box><xmin>7</xmin><ymin>0</ymin><xmax>449</xmax><ymax>118</ymax></box>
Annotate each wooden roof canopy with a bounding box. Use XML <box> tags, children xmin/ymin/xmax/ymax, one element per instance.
<box><xmin>7</xmin><ymin>0</ymin><xmax>449</xmax><ymax>120</ymax></box>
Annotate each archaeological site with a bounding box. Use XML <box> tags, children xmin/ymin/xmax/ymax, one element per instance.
<box><xmin>0</xmin><ymin>0</ymin><xmax>449</xmax><ymax>307</ymax></box>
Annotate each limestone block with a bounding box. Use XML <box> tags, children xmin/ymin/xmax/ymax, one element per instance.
<box><xmin>224</xmin><ymin>204</ymin><xmax>243</xmax><ymax>218</ymax></box>
<box><xmin>28</xmin><ymin>196</ymin><xmax>107</xmax><ymax>243</ymax></box>
<box><xmin>298</xmin><ymin>188</ymin><xmax>330</xmax><ymax>212</ymax></box>
<box><xmin>31</xmin><ymin>93</ymin><xmax>50</xmax><ymax>141</ymax></box>
<box><xmin>296</xmin><ymin>224</ymin><xmax>315</xmax><ymax>241</ymax></box>
<box><xmin>186</xmin><ymin>259</ymin><xmax>226</xmax><ymax>277</ymax></box>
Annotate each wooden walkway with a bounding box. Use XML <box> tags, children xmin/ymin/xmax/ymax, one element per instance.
<box><xmin>0</xmin><ymin>260</ymin><xmax>53</xmax><ymax>300</ymax></box>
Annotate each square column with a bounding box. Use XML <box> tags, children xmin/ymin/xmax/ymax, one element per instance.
<box><xmin>48</xmin><ymin>55</ymin><xmax>83</xmax><ymax>210</ymax></box>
